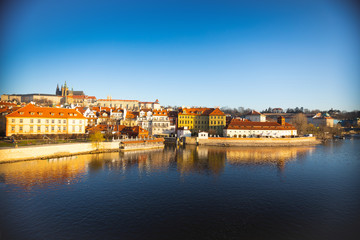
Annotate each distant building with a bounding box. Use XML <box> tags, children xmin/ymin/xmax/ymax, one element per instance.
<box><xmin>5</xmin><ymin>104</ymin><xmax>87</xmax><ymax>136</ymax></box>
<box><xmin>244</xmin><ymin>110</ymin><xmax>266</xmax><ymax>122</ymax></box>
<box><xmin>97</xmin><ymin>96</ymin><xmax>160</xmax><ymax>110</ymax></box>
<box><xmin>272</xmin><ymin>108</ymin><xmax>283</xmax><ymax>113</ymax></box>
<box><xmin>1</xmin><ymin>82</ymin><xmax>90</xmax><ymax>106</ymax></box>
<box><xmin>309</xmin><ymin>113</ymin><xmax>334</xmax><ymax>127</ymax></box>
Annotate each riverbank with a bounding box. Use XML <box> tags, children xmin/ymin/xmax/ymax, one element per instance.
<box><xmin>185</xmin><ymin>136</ymin><xmax>321</xmax><ymax>147</ymax></box>
<box><xmin>0</xmin><ymin>138</ymin><xmax>166</xmax><ymax>163</ymax></box>
<box><xmin>0</xmin><ymin>142</ymin><xmax>120</xmax><ymax>163</ymax></box>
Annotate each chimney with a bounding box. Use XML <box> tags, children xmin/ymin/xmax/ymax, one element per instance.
<box><xmin>277</xmin><ymin>116</ymin><xmax>285</xmax><ymax>126</ymax></box>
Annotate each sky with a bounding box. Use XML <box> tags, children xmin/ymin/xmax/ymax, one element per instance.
<box><xmin>1</xmin><ymin>0</ymin><xmax>359</xmax><ymax>111</ymax></box>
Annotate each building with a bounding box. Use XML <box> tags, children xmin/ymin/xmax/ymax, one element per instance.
<box><xmin>55</xmin><ymin>82</ymin><xmax>85</xmax><ymax>97</ymax></box>
<box><xmin>1</xmin><ymin>82</ymin><xmax>90</xmax><ymax>106</ymax></box>
<box><xmin>151</xmin><ymin>109</ymin><xmax>175</xmax><ymax>137</ymax></box>
<box><xmin>223</xmin><ymin>116</ymin><xmax>297</xmax><ymax>138</ymax></box>
<box><xmin>5</xmin><ymin>104</ymin><xmax>87</xmax><ymax>136</ymax></box>
<box><xmin>177</xmin><ymin>107</ymin><xmax>226</xmax><ymax>136</ymax></box>
<box><xmin>139</xmin><ymin>99</ymin><xmax>161</xmax><ymax>110</ymax></box>
<box><xmin>272</xmin><ymin>108</ymin><xmax>284</xmax><ymax>113</ymax></box>
<box><xmin>177</xmin><ymin>127</ymin><xmax>192</xmax><ymax>138</ymax></box>
<box><xmin>97</xmin><ymin>96</ymin><xmax>161</xmax><ymax>110</ymax></box>
<box><xmin>309</xmin><ymin>113</ymin><xmax>334</xmax><ymax>127</ymax></box>
<box><xmin>1</xmin><ymin>94</ymin><xmax>63</xmax><ymax>105</ymax></box>
<box><xmin>137</xmin><ymin>109</ymin><xmax>153</xmax><ymax>131</ymax></box>
<box><xmin>244</xmin><ymin>110</ymin><xmax>266</xmax><ymax>122</ymax></box>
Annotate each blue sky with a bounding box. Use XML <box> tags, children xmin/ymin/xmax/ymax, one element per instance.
<box><xmin>1</xmin><ymin>0</ymin><xmax>359</xmax><ymax>111</ymax></box>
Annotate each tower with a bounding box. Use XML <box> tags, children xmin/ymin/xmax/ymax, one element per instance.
<box><xmin>277</xmin><ymin>116</ymin><xmax>285</xmax><ymax>126</ymax></box>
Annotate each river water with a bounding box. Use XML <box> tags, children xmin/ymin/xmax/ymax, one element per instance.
<box><xmin>0</xmin><ymin>140</ymin><xmax>359</xmax><ymax>240</ymax></box>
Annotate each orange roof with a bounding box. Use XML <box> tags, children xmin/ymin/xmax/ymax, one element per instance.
<box><xmin>179</xmin><ymin>107</ymin><xmax>225</xmax><ymax>116</ymax></box>
<box><xmin>226</xmin><ymin>121</ymin><xmax>296</xmax><ymax>130</ymax></box>
<box><xmin>152</xmin><ymin>109</ymin><xmax>168</xmax><ymax>116</ymax></box>
<box><xmin>209</xmin><ymin>108</ymin><xmax>225</xmax><ymax>116</ymax></box>
<box><xmin>0</xmin><ymin>101</ymin><xmax>17</xmax><ymax>107</ymax></box>
<box><xmin>126</xmin><ymin>111</ymin><xmax>139</xmax><ymax>119</ymax></box>
<box><xmin>97</xmin><ymin>99</ymin><xmax>139</xmax><ymax>102</ymax></box>
<box><xmin>246</xmin><ymin>110</ymin><xmax>262</xmax><ymax>115</ymax></box>
<box><xmin>5</xmin><ymin>103</ymin><xmax>86</xmax><ymax>119</ymax></box>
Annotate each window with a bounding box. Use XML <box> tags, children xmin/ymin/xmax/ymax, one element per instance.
<box><xmin>39</xmin><ymin>112</ymin><xmax>43</xmax><ymax>115</ymax></box>
<box><xmin>11</xmin><ymin>126</ymin><xmax>15</xmax><ymax>131</ymax></box>
<box><xmin>11</xmin><ymin>119</ymin><xmax>15</xmax><ymax>123</ymax></box>
<box><xmin>63</xmin><ymin>120</ymin><xmax>66</xmax><ymax>123</ymax></box>
<box><xmin>58</xmin><ymin>120</ymin><xmax>61</xmax><ymax>124</ymax></box>
<box><xmin>73</xmin><ymin>120</ymin><xmax>75</xmax><ymax>124</ymax></box>
<box><xmin>60</xmin><ymin>113</ymin><xmax>64</xmax><ymax>116</ymax></box>
<box><xmin>58</xmin><ymin>126</ymin><xmax>61</xmax><ymax>131</ymax></box>
<box><xmin>38</xmin><ymin>119</ymin><xmax>41</xmax><ymax>123</ymax></box>
<box><xmin>63</xmin><ymin>126</ymin><xmax>66</xmax><ymax>131</ymax></box>
<box><xmin>30</xmin><ymin>112</ymin><xmax>34</xmax><ymax>115</ymax></box>
<box><xmin>72</xmin><ymin>126</ymin><xmax>75</xmax><ymax>131</ymax></box>
<box><xmin>20</xmin><ymin>119</ymin><xmax>23</xmax><ymax>123</ymax></box>
<box><xmin>80</xmin><ymin>120</ymin><xmax>82</xmax><ymax>124</ymax></box>
<box><xmin>46</xmin><ymin>119</ymin><xmax>49</xmax><ymax>123</ymax></box>
<box><xmin>79</xmin><ymin>126</ymin><xmax>82</xmax><ymax>131</ymax></box>
<box><xmin>46</xmin><ymin>126</ymin><xmax>49</xmax><ymax>131</ymax></box>
<box><xmin>51</xmin><ymin>126</ymin><xmax>54</xmax><ymax>131</ymax></box>
<box><xmin>30</xmin><ymin>126</ymin><xmax>33</xmax><ymax>131</ymax></box>
<box><xmin>19</xmin><ymin>112</ymin><xmax>24</xmax><ymax>115</ymax></box>
<box><xmin>38</xmin><ymin>126</ymin><xmax>40</xmax><ymax>131</ymax></box>
<box><xmin>52</xmin><ymin>120</ymin><xmax>55</xmax><ymax>124</ymax></box>
<box><xmin>19</xmin><ymin>126</ymin><xmax>23</xmax><ymax>131</ymax></box>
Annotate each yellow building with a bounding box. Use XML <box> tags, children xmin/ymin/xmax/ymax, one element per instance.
<box><xmin>177</xmin><ymin>108</ymin><xmax>226</xmax><ymax>135</ymax></box>
<box><xmin>5</xmin><ymin>104</ymin><xmax>87</xmax><ymax>136</ymax></box>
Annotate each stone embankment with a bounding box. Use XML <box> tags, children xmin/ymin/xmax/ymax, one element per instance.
<box><xmin>185</xmin><ymin>137</ymin><xmax>320</xmax><ymax>147</ymax></box>
<box><xmin>0</xmin><ymin>142</ymin><xmax>120</xmax><ymax>163</ymax></box>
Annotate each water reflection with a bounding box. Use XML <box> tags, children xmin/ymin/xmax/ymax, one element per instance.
<box><xmin>0</xmin><ymin>156</ymin><xmax>88</xmax><ymax>190</ymax></box>
<box><xmin>226</xmin><ymin>146</ymin><xmax>314</xmax><ymax>171</ymax></box>
<box><xmin>0</xmin><ymin>146</ymin><xmax>315</xmax><ymax>188</ymax></box>
<box><xmin>176</xmin><ymin>146</ymin><xmax>226</xmax><ymax>175</ymax></box>
<box><xmin>104</xmin><ymin>148</ymin><xmax>176</xmax><ymax>173</ymax></box>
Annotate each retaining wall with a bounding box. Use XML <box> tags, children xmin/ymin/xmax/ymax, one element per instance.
<box><xmin>185</xmin><ymin>137</ymin><xmax>320</xmax><ymax>147</ymax></box>
<box><xmin>0</xmin><ymin>142</ymin><xmax>120</xmax><ymax>163</ymax></box>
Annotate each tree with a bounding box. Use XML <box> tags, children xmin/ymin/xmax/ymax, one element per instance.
<box><xmin>290</xmin><ymin>113</ymin><xmax>308</xmax><ymax>135</ymax></box>
<box><xmin>89</xmin><ymin>131</ymin><xmax>105</xmax><ymax>150</ymax></box>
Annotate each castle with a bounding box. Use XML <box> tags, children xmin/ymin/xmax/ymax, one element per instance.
<box><xmin>56</xmin><ymin>81</ymin><xmax>85</xmax><ymax>97</ymax></box>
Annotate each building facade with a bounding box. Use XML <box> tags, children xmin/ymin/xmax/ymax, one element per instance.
<box><xmin>244</xmin><ymin>110</ymin><xmax>266</xmax><ymax>122</ymax></box>
<box><xmin>223</xmin><ymin>117</ymin><xmax>297</xmax><ymax>138</ymax></box>
<box><xmin>5</xmin><ymin>104</ymin><xmax>87</xmax><ymax>136</ymax></box>
<box><xmin>177</xmin><ymin>108</ymin><xmax>226</xmax><ymax>135</ymax></box>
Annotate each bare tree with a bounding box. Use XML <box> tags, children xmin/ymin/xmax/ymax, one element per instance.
<box><xmin>290</xmin><ymin>113</ymin><xmax>308</xmax><ymax>135</ymax></box>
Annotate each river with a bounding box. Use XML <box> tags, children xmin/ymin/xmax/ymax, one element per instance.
<box><xmin>0</xmin><ymin>140</ymin><xmax>359</xmax><ymax>240</ymax></box>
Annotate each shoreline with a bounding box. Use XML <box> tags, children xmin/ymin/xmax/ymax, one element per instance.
<box><xmin>0</xmin><ymin>137</ymin><xmax>320</xmax><ymax>163</ymax></box>
<box><xmin>184</xmin><ymin>136</ymin><xmax>321</xmax><ymax>147</ymax></box>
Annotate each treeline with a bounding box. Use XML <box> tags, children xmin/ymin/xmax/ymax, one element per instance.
<box><xmin>290</xmin><ymin>113</ymin><xmax>342</xmax><ymax>139</ymax></box>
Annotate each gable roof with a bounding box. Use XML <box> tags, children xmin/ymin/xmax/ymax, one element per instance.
<box><xmin>225</xmin><ymin>120</ymin><xmax>296</xmax><ymax>130</ymax></box>
<box><xmin>245</xmin><ymin>110</ymin><xmax>262</xmax><ymax>115</ymax></box>
<box><xmin>5</xmin><ymin>103</ymin><xmax>86</xmax><ymax>119</ymax></box>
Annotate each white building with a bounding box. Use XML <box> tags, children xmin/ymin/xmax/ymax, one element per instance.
<box><xmin>224</xmin><ymin>117</ymin><xmax>297</xmax><ymax>138</ymax></box>
<box><xmin>137</xmin><ymin>109</ymin><xmax>153</xmax><ymax>131</ymax></box>
<box><xmin>151</xmin><ymin>109</ymin><xmax>175</xmax><ymax>136</ymax></box>
<box><xmin>177</xmin><ymin>127</ymin><xmax>192</xmax><ymax>138</ymax></box>
<box><xmin>245</xmin><ymin>110</ymin><xmax>266</xmax><ymax>122</ymax></box>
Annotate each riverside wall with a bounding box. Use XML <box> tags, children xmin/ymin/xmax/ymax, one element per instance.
<box><xmin>0</xmin><ymin>142</ymin><xmax>120</xmax><ymax>163</ymax></box>
<box><xmin>185</xmin><ymin>137</ymin><xmax>320</xmax><ymax>147</ymax></box>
